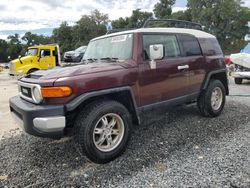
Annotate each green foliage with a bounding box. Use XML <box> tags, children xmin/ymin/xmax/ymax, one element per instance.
<box><xmin>171</xmin><ymin>10</ymin><xmax>192</xmax><ymax>21</ymax></box>
<box><xmin>22</xmin><ymin>32</ymin><xmax>52</xmax><ymax>46</ymax></box>
<box><xmin>112</xmin><ymin>17</ymin><xmax>130</xmax><ymax>29</ymax></box>
<box><xmin>0</xmin><ymin>3</ymin><xmax>249</xmax><ymax>62</ymax></box>
<box><xmin>112</xmin><ymin>9</ymin><xmax>152</xmax><ymax>29</ymax></box>
<box><xmin>0</xmin><ymin>39</ymin><xmax>9</xmax><ymax>62</ymax></box>
<box><xmin>7</xmin><ymin>34</ymin><xmax>22</xmax><ymax>60</ymax></box>
<box><xmin>154</xmin><ymin>0</ymin><xmax>176</xmax><ymax>18</ymax></box>
<box><xmin>52</xmin><ymin>9</ymin><xmax>107</xmax><ymax>54</ymax></box>
<box><xmin>52</xmin><ymin>21</ymin><xmax>74</xmax><ymax>54</ymax></box>
<box><xmin>187</xmin><ymin>0</ymin><xmax>250</xmax><ymax>53</ymax></box>
<box><xmin>90</xmin><ymin>9</ymin><xmax>109</xmax><ymax>25</ymax></box>
<box><xmin>129</xmin><ymin>9</ymin><xmax>153</xmax><ymax>28</ymax></box>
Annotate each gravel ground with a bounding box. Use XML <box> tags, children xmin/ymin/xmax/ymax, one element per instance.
<box><xmin>0</xmin><ymin>77</ymin><xmax>250</xmax><ymax>187</ymax></box>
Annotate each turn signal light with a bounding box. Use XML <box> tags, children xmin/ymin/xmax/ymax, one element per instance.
<box><xmin>41</xmin><ymin>86</ymin><xmax>72</xmax><ymax>98</ymax></box>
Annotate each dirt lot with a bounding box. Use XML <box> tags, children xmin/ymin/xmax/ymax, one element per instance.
<box><xmin>0</xmin><ymin>70</ymin><xmax>19</xmax><ymax>138</ymax></box>
<box><xmin>0</xmin><ymin>69</ymin><xmax>250</xmax><ymax>187</ymax></box>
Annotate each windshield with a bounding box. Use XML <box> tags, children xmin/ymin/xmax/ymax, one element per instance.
<box><xmin>241</xmin><ymin>43</ymin><xmax>250</xmax><ymax>54</ymax></box>
<box><xmin>83</xmin><ymin>34</ymin><xmax>133</xmax><ymax>61</ymax></box>
<box><xmin>26</xmin><ymin>48</ymin><xmax>38</xmax><ymax>56</ymax></box>
<box><xmin>75</xmin><ymin>46</ymin><xmax>87</xmax><ymax>53</ymax></box>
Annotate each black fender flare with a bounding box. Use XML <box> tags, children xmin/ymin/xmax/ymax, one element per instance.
<box><xmin>65</xmin><ymin>86</ymin><xmax>140</xmax><ymax>124</ymax></box>
<box><xmin>202</xmin><ymin>69</ymin><xmax>229</xmax><ymax>95</ymax></box>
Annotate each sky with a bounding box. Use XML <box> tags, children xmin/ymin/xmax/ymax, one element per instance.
<box><xmin>0</xmin><ymin>0</ymin><xmax>249</xmax><ymax>40</ymax></box>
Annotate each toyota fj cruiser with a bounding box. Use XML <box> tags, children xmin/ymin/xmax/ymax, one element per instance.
<box><xmin>9</xmin><ymin>20</ymin><xmax>228</xmax><ymax>163</ymax></box>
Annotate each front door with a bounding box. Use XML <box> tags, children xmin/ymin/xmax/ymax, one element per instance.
<box><xmin>138</xmin><ymin>34</ymin><xmax>190</xmax><ymax>107</ymax></box>
<box><xmin>39</xmin><ymin>49</ymin><xmax>53</xmax><ymax>69</ymax></box>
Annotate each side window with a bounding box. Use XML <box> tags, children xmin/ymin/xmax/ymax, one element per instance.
<box><xmin>207</xmin><ymin>39</ymin><xmax>223</xmax><ymax>56</ymax></box>
<box><xmin>143</xmin><ymin>34</ymin><xmax>181</xmax><ymax>60</ymax></box>
<box><xmin>178</xmin><ymin>35</ymin><xmax>202</xmax><ymax>56</ymax></box>
<box><xmin>40</xmin><ymin>49</ymin><xmax>51</xmax><ymax>57</ymax></box>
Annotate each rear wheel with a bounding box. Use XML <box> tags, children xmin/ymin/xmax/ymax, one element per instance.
<box><xmin>197</xmin><ymin>79</ymin><xmax>226</xmax><ymax>117</ymax></box>
<box><xmin>234</xmin><ymin>78</ymin><xmax>242</xmax><ymax>85</ymax></box>
<box><xmin>74</xmin><ymin>100</ymin><xmax>132</xmax><ymax>164</ymax></box>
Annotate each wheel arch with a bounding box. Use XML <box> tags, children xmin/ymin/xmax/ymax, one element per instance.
<box><xmin>65</xmin><ymin>87</ymin><xmax>140</xmax><ymax>125</ymax></box>
<box><xmin>202</xmin><ymin>69</ymin><xmax>229</xmax><ymax>95</ymax></box>
<box><xmin>27</xmin><ymin>68</ymin><xmax>40</xmax><ymax>74</ymax></box>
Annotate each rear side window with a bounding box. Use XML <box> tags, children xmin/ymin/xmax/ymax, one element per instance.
<box><xmin>206</xmin><ymin>38</ymin><xmax>223</xmax><ymax>56</ymax></box>
<box><xmin>143</xmin><ymin>34</ymin><xmax>181</xmax><ymax>60</ymax></box>
<box><xmin>178</xmin><ymin>35</ymin><xmax>202</xmax><ymax>56</ymax></box>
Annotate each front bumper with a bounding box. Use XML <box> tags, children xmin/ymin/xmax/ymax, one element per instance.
<box><xmin>231</xmin><ymin>71</ymin><xmax>250</xmax><ymax>79</ymax></box>
<box><xmin>9</xmin><ymin>96</ymin><xmax>66</xmax><ymax>138</ymax></box>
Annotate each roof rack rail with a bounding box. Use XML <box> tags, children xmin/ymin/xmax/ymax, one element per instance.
<box><xmin>143</xmin><ymin>19</ymin><xmax>203</xmax><ymax>30</ymax></box>
<box><xmin>106</xmin><ymin>28</ymin><xmax>136</xmax><ymax>34</ymax></box>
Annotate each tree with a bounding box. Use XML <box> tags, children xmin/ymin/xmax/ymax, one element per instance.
<box><xmin>52</xmin><ymin>22</ymin><xmax>74</xmax><ymax>53</ymax></box>
<box><xmin>112</xmin><ymin>9</ymin><xmax>152</xmax><ymax>29</ymax></box>
<box><xmin>112</xmin><ymin>17</ymin><xmax>130</xmax><ymax>29</ymax></box>
<box><xmin>7</xmin><ymin>34</ymin><xmax>22</xmax><ymax>59</ymax></box>
<box><xmin>22</xmin><ymin>32</ymin><xmax>52</xmax><ymax>46</ymax></box>
<box><xmin>128</xmin><ymin>9</ymin><xmax>153</xmax><ymax>28</ymax></box>
<box><xmin>7</xmin><ymin>34</ymin><xmax>21</xmax><ymax>45</ymax></box>
<box><xmin>0</xmin><ymin>39</ymin><xmax>9</xmax><ymax>62</ymax></box>
<box><xmin>90</xmin><ymin>9</ymin><xmax>109</xmax><ymax>25</ymax></box>
<box><xmin>187</xmin><ymin>0</ymin><xmax>250</xmax><ymax>53</ymax></box>
<box><xmin>153</xmin><ymin>0</ymin><xmax>176</xmax><ymax>19</ymax></box>
<box><xmin>171</xmin><ymin>10</ymin><xmax>192</xmax><ymax>21</ymax></box>
<box><xmin>73</xmin><ymin>14</ymin><xmax>106</xmax><ymax>48</ymax></box>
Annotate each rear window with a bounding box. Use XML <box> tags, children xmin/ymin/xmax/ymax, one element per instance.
<box><xmin>178</xmin><ymin>34</ymin><xmax>202</xmax><ymax>56</ymax></box>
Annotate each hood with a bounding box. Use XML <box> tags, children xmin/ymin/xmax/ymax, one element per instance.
<box><xmin>64</xmin><ymin>51</ymin><xmax>75</xmax><ymax>55</ymax></box>
<box><xmin>11</xmin><ymin>55</ymin><xmax>34</xmax><ymax>64</ymax></box>
<box><xmin>29</xmin><ymin>62</ymin><xmax>126</xmax><ymax>79</ymax></box>
<box><xmin>230</xmin><ymin>53</ymin><xmax>250</xmax><ymax>69</ymax></box>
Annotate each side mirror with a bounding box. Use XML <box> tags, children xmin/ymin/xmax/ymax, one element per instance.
<box><xmin>149</xmin><ymin>44</ymin><xmax>164</xmax><ymax>69</ymax></box>
<box><xmin>40</xmin><ymin>50</ymin><xmax>45</xmax><ymax>58</ymax></box>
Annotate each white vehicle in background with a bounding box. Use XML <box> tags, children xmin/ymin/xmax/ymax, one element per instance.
<box><xmin>230</xmin><ymin>43</ymin><xmax>250</xmax><ymax>84</ymax></box>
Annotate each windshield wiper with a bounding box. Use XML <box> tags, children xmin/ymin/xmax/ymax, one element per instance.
<box><xmin>100</xmin><ymin>57</ymin><xmax>119</xmax><ymax>62</ymax></box>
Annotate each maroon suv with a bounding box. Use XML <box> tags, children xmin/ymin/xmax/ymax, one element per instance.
<box><xmin>9</xmin><ymin>25</ymin><xmax>228</xmax><ymax>163</ymax></box>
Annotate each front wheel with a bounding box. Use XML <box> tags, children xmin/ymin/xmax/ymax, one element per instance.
<box><xmin>197</xmin><ymin>79</ymin><xmax>226</xmax><ymax>117</ymax></box>
<box><xmin>74</xmin><ymin>100</ymin><xmax>131</xmax><ymax>164</ymax></box>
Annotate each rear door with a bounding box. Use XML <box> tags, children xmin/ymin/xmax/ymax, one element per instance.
<box><xmin>138</xmin><ymin>33</ymin><xmax>190</xmax><ymax>107</ymax></box>
<box><xmin>177</xmin><ymin>34</ymin><xmax>205</xmax><ymax>94</ymax></box>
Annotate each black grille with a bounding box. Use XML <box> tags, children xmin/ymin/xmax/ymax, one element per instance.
<box><xmin>21</xmin><ymin>86</ymin><xmax>32</xmax><ymax>98</ymax></box>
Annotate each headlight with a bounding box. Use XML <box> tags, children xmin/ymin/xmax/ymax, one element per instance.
<box><xmin>17</xmin><ymin>70</ymin><xmax>24</xmax><ymax>73</ymax></box>
<box><xmin>33</xmin><ymin>86</ymin><xmax>43</xmax><ymax>103</ymax></box>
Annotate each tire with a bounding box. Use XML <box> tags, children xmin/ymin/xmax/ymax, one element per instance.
<box><xmin>197</xmin><ymin>79</ymin><xmax>226</xmax><ymax>117</ymax></box>
<box><xmin>74</xmin><ymin>100</ymin><xmax>132</xmax><ymax>164</ymax></box>
<box><xmin>234</xmin><ymin>78</ymin><xmax>242</xmax><ymax>85</ymax></box>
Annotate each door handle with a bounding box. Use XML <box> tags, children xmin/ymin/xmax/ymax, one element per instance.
<box><xmin>178</xmin><ymin>65</ymin><xmax>189</xmax><ymax>70</ymax></box>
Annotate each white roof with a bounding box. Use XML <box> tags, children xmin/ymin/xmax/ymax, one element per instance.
<box><xmin>92</xmin><ymin>28</ymin><xmax>216</xmax><ymax>41</ymax></box>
